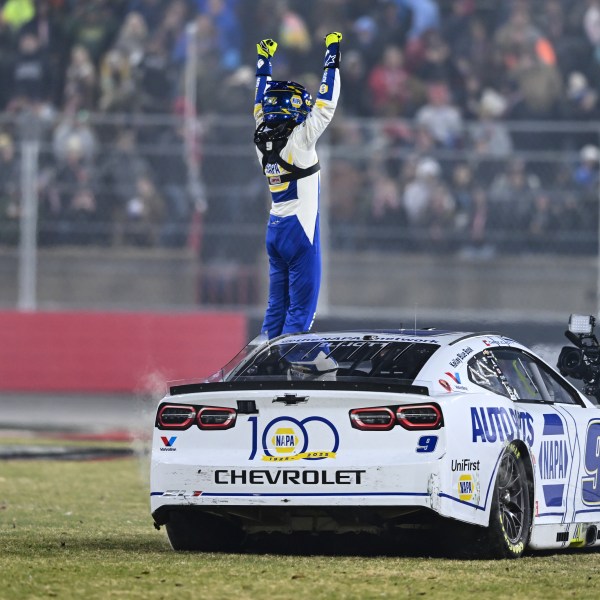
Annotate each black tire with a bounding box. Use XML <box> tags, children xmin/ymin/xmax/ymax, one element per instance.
<box><xmin>165</xmin><ymin>511</ymin><xmax>244</xmax><ymax>552</ymax></box>
<box><xmin>485</xmin><ymin>442</ymin><xmax>532</xmax><ymax>558</ymax></box>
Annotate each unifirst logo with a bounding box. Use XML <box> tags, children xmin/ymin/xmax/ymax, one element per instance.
<box><xmin>272</xmin><ymin>427</ymin><xmax>298</xmax><ymax>454</ymax></box>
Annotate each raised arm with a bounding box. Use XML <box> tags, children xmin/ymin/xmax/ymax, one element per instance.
<box><xmin>295</xmin><ymin>32</ymin><xmax>342</xmax><ymax>149</ymax></box>
<box><xmin>254</xmin><ymin>38</ymin><xmax>278</xmax><ymax>126</ymax></box>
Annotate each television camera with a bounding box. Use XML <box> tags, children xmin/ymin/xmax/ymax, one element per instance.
<box><xmin>557</xmin><ymin>314</ymin><xmax>600</xmax><ymax>402</ymax></box>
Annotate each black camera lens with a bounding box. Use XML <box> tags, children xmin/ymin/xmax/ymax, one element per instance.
<box><xmin>558</xmin><ymin>346</ymin><xmax>585</xmax><ymax>378</ymax></box>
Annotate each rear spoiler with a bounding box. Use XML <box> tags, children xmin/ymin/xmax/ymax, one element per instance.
<box><xmin>169</xmin><ymin>380</ymin><xmax>430</xmax><ymax>397</ymax></box>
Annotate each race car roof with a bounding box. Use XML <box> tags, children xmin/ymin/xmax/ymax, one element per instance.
<box><xmin>274</xmin><ymin>329</ymin><xmax>500</xmax><ymax>348</ymax></box>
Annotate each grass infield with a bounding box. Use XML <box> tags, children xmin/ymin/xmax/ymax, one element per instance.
<box><xmin>2</xmin><ymin>448</ymin><xmax>600</xmax><ymax>599</ymax></box>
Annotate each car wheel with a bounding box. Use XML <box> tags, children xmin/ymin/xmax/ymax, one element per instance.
<box><xmin>165</xmin><ymin>511</ymin><xmax>243</xmax><ymax>552</ymax></box>
<box><xmin>485</xmin><ymin>442</ymin><xmax>532</xmax><ymax>558</ymax></box>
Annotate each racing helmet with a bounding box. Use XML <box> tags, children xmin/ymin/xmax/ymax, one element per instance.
<box><xmin>262</xmin><ymin>80</ymin><xmax>313</xmax><ymax>125</ymax></box>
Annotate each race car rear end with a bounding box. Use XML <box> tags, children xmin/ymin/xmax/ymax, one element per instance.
<box><xmin>150</xmin><ymin>381</ymin><xmax>445</xmax><ymax>550</ymax></box>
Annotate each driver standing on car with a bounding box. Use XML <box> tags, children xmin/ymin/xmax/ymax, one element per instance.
<box><xmin>253</xmin><ymin>32</ymin><xmax>342</xmax><ymax>339</ymax></box>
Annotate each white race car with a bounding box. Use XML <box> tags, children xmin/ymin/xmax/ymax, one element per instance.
<box><xmin>151</xmin><ymin>318</ymin><xmax>600</xmax><ymax>558</ymax></box>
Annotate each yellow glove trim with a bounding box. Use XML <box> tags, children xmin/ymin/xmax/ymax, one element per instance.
<box><xmin>325</xmin><ymin>32</ymin><xmax>342</xmax><ymax>46</ymax></box>
<box><xmin>257</xmin><ymin>39</ymin><xmax>278</xmax><ymax>58</ymax></box>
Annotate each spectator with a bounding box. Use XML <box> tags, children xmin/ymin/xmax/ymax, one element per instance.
<box><xmin>528</xmin><ymin>193</ymin><xmax>557</xmax><ymax>249</ymax></box>
<box><xmin>489</xmin><ymin>159</ymin><xmax>539</xmax><ymax>234</ymax></box>
<box><xmin>98</xmin><ymin>50</ymin><xmax>137</xmax><ymax>112</ymax></box>
<box><xmin>426</xmin><ymin>178</ymin><xmax>455</xmax><ymax>250</ymax></box>
<box><xmin>402</xmin><ymin>157</ymin><xmax>442</xmax><ymax>226</ymax></box>
<box><xmin>126</xmin><ymin>0</ymin><xmax>165</xmax><ymax>33</ymax></box>
<box><xmin>510</xmin><ymin>49</ymin><xmax>563</xmax><ymax>120</ymax></box>
<box><xmin>67</xmin><ymin>1</ymin><xmax>118</xmax><ymax>64</ymax></box>
<box><xmin>368</xmin><ymin>45</ymin><xmax>423</xmax><ymax>117</ymax></box>
<box><xmin>471</xmin><ymin>88</ymin><xmax>513</xmax><ymax>158</ymax></box>
<box><xmin>415</xmin><ymin>31</ymin><xmax>460</xmax><ymax>87</ymax></box>
<box><xmin>583</xmin><ymin>0</ymin><xmax>600</xmax><ymax>57</ymax></box>
<box><xmin>150</xmin><ymin>123</ymin><xmax>191</xmax><ymax>246</ymax></box>
<box><xmin>138</xmin><ymin>34</ymin><xmax>174</xmax><ymax>113</ymax></box>
<box><xmin>97</xmin><ymin>128</ymin><xmax>149</xmax><ymax>230</ymax></box>
<box><xmin>53</xmin><ymin>110</ymin><xmax>97</xmax><ymax>164</ymax></box>
<box><xmin>123</xmin><ymin>175</ymin><xmax>166</xmax><ymax>246</ymax></box>
<box><xmin>10</xmin><ymin>32</ymin><xmax>51</xmax><ymax>107</ymax></box>
<box><xmin>395</xmin><ymin>0</ymin><xmax>440</xmax><ymax>42</ymax></box>
<box><xmin>452</xmin><ymin>17</ymin><xmax>494</xmax><ymax>85</ymax></box>
<box><xmin>63</xmin><ymin>44</ymin><xmax>96</xmax><ymax>110</ymax></box>
<box><xmin>274</xmin><ymin>0</ymin><xmax>310</xmax><ymax>74</ymax></box>
<box><xmin>156</xmin><ymin>0</ymin><xmax>188</xmax><ymax>54</ymax></box>
<box><xmin>201</xmin><ymin>0</ymin><xmax>243</xmax><ymax>72</ymax></box>
<box><xmin>415</xmin><ymin>82</ymin><xmax>463</xmax><ymax>147</ymax></box>
<box><xmin>50</xmin><ymin>134</ymin><xmax>99</xmax><ymax>244</ymax></box>
<box><xmin>113</xmin><ymin>11</ymin><xmax>148</xmax><ymax>68</ymax></box>
<box><xmin>369</xmin><ymin>174</ymin><xmax>403</xmax><ymax>227</ymax></box>
<box><xmin>460</xmin><ymin>187</ymin><xmax>493</xmax><ymax>259</ymax></box>
<box><xmin>349</xmin><ymin>15</ymin><xmax>380</xmax><ymax>68</ymax></box>
<box><xmin>573</xmin><ymin>144</ymin><xmax>600</xmax><ymax>190</ymax></box>
<box><xmin>564</xmin><ymin>71</ymin><xmax>599</xmax><ymax>120</ymax></box>
<box><xmin>339</xmin><ymin>50</ymin><xmax>371</xmax><ymax>116</ymax></box>
<box><xmin>494</xmin><ymin>5</ymin><xmax>544</xmax><ymax>71</ymax></box>
<box><xmin>0</xmin><ymin>133</ymin><xmax>20</xmax><ymax>244</ymax></box>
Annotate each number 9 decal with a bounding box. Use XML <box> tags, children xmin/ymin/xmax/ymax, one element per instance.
<box><xmin>582</xmin><ymin>420</ymin><xmax>600</xmax><ymax>505</ymax></box>
<box><xmin>416</xmin><ymin>435</ymin><xmax>438</xmax><ymax>453</ymax></box>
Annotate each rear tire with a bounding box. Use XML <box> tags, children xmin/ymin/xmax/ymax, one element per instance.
<box><xmin>165</xmin><ymin>511</ymin><xmax>244</xmax><ymax>552</ymax></box>
<box><xmin>485</xmin><ymin>442</ymin><xmax>531</xmax><ymax>558</ymax></box>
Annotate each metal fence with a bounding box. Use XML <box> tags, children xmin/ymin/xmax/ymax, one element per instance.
<box><xmin>1</xmin><ymin>111</ymin><xmax>600</xmax><ymax>315</ymax></box>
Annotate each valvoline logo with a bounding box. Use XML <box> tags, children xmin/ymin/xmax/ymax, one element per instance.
<box><xmin>160</xmin><ymin>436</ymin><xmax>177</xmax><ymax>452</ymax></box>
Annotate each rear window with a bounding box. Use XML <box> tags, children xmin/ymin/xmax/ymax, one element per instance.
<box><xmin>228</xmin><ymin>340</ymin><xmax>439</xmax><ymax>383</ymax></box>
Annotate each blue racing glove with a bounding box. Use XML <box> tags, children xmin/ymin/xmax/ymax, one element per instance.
<box><xmin>323</xmin><ymin>31</ymin><xmax>342</xmax><ymax>69</ymax></box>
<box><xmin>256</xmin><ymin>38</ymin><xmax>277</xmax><ymax>76</ymax></box>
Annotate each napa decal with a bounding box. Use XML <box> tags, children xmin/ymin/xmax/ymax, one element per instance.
<box><xmin>538</xmin><ymin>413</ymin><xmax>569</xmax><ymax>508</ymax></box>
<box><xmin>458</xmin><ymin>474</ymin><xmax>477</xmax><ymax>502</ymax></box>
<box><xmin>248</xmin><ymin>416</ymin><xmax>339</xmax><ymax>462</ymax></box>
<box><xmin>471</xmin><ymin>407</ymin><xmax>534</xmax><ymax>446</ymax></box>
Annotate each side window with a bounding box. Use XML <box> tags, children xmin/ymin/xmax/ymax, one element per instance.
<box><xmin>492</xmin><ymin>349</ymin><xmax>544</xmax><ymax>401</ymax></box>
<box><xmin>467</xmin><ymin>351</ymin><xmax>514</xmax><ymax>398</ymax></box>
<box><xmin>469</xmin><ymin>347</ymin><xmax>582</xmax><ymax>405</ymax></box>
<box><xmin>534</xmin><ymin>361</ymin><xmax>581</xmax><ymax>405</ymax></box>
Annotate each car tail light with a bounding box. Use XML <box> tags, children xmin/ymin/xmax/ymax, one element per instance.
<box><xmin>396</xmin><ymin>404</ymin><xmax>442</xmax><ymax>430</ymax></box>
<box><xmin>197</xmin><ymin>407</ymin><xmax>237</xmax><ymax>430</ymax></box>
<box><xmin>350</xmin><ymin>407</ymin><xmax>395</xmax><ymax>431</ymax></box>
<box><xmin>157</xmin><ymin>404</ymin><xmax>196</xmax><ymax>429</ymax></box>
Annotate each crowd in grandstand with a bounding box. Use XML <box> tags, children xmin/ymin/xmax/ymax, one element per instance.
<box><xmin>0</xmin><ymin>0</ymin><xmax>599</xmax><ymax>254</ymax></box>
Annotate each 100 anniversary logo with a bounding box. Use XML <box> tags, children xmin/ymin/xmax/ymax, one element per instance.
<box><xmin>248</xmin><ymin>416</ymin><xmax>340</xmax><ymax>462</ymax></box>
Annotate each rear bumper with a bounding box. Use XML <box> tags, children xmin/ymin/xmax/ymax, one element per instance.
<box><xmin>150</xmin><ymin>462</ymin><xmax>438</xmax><ymax>512</ymax></box>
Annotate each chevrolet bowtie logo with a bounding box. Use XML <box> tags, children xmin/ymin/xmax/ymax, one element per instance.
<box><xmin>272</xmin><ymin>394</ymin><xmax>309</xmax><ymax>405</ymax></box>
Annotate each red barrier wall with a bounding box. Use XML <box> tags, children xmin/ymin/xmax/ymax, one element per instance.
<box><xmin>0</xmin><ymin>311</ymin><xmax>247</xmax><ymax>392</ymax></box>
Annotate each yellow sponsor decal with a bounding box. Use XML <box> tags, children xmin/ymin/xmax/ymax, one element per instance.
<box><xmin>319</xmin><ymin>83</ymin><xmax>328</xmax><ymax>95</ymax></box>
<box><xmin>271</xmin><ymin>427</ymin><xmax>298</xmax><ymax>454</ymax></box>
<box><xmin>458</xmin><ymin>474</ymin><xmax>474</xmax><ymax>501</ymax></box>
<box><xmin>291</xmin><ymin>95</ymin><xmax>302</xmax><ymax>108</ymax></box>
<box><xmin>262</xmin><ymin>451</ymin><xmax>337</xmax><ymax>462</ymax></box>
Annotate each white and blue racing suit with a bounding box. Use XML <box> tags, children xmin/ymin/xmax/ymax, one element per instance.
<box><xmin>254</xmin><ymin>46</ymin><xmax>340</xmax><ymax>339</ymax></box>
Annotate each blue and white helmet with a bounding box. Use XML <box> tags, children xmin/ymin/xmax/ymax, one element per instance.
<box><xmin>262</xmin><ymin>80</ymin><xmax>313</xmax><ymax>125</ymax></box>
